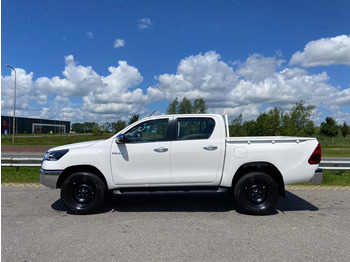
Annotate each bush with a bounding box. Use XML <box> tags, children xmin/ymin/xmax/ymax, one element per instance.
<box><xmin>320</xmin><ymin>117</ymin><xmax>338</xmax><ymax>137</ymax></box>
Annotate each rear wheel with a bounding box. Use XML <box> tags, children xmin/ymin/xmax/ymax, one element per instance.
<box><xmin>234</xmin><ymin>172</ymin><xmax>279</xmax><ymax>215</ymax></box>
<box><xmin>61</xmin><ymin>172</ymin><xmax>106</xmax><ymax>214</ymax></box>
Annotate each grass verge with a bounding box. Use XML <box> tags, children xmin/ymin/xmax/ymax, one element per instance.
<box><xmin>1</xmin><ymin>167</ymin><xmax>41</xmax><ymax>183</ymax></box>
<box><xmin>1</xmin><ymin>167</ymin><xmax>350</xmax><ymax>186</ymax></box>
<box><xmin>1</xmin><ymin>133</ymin><xmax>111</xmax><ymax>146</ymax></box>
<box><xmin>296</xmin><ymin>170</ymin><xmax>350</xmax><ymax>186</ymax></box>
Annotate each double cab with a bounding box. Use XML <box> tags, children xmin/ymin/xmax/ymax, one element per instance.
<box><xmin>40</xmin><ymin>114</ymin><xmax>322</xmax><ymax>215</ymax></box>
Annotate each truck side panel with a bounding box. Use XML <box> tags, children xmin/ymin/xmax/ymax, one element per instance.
<box><xmin>220</xmin><ymin>138</ymin><xmax>319</xmax><ymax>187</ymax></box>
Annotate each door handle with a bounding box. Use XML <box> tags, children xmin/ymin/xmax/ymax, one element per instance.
<box><xmin>203</xmin><ymin>145</ymin><xmax>218</xmax><ymax>151</ymax></box>
<box><xmin>154</xmin><ymin>147</ymin><xmax>169</xmax><ymax>153</ymax></box>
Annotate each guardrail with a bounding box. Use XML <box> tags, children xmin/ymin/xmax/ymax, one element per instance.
<box><xmin>319</xmin><ymin>161</ymin><xmax>350</xmax><ymax>171</ymax></box>
<box><xmin>1</xmin><ymin>157</ymin><xmax>350</xmax><ymax>170</ymax></box>
<box><xmin>1</xmin><ymin>158</ymin><xmax>42</xmax><ymax>167</ymax></box>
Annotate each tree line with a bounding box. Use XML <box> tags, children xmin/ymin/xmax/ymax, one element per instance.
<box><xmin>230</xmin><ymin>101</ymin><xmax>348</xmax><ymax>137</ymax></box>
<box><xmin>71</xmin><ymin>115</ymin><xmax>140</xmax><ymax>134</ymax></box>
<box><xmin>72</xmin><ymin>98</ymin><xmax>349</xmax><ymax>138</ymax></box>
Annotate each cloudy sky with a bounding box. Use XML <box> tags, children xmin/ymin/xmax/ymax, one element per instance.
<box><xmin>2</xmin><ymin>0</ymin><xmax>350</xmax><ymax>125</ymax></box>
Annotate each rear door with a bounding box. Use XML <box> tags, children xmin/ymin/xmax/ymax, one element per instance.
<box><xmin>170</xmin><ymin>116</ymin><xmax>225</xmax><ymax>184</ymax></box>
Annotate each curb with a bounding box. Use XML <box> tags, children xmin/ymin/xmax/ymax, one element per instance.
<box><xmin>2</xmin><ymin>183</ymin><xmax>44</xmax><ymax>188</ymax></box>
<box><xmin>285</xmin><ymin>185</ymin><xmax>350</xmax><ymax>190</ymax></box>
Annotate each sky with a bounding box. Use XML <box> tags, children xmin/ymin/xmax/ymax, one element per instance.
<box><xmin>1</xmin><ymin>0</ymin><xmax>350</xmax><ymax>125</ymax></box>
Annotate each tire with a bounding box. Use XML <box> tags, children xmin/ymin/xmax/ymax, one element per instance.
<box><xmin>234</xmin><ymin>172</ymin><xmax>279</xmax><ymax>215</ymax></box>
<box><xmin>61</xmin><ymin>172</ymin><xmax>106</xmax><ymax>214</ymax></box>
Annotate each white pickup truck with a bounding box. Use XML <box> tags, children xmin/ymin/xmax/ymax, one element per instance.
<box><xmin>40</xmin><ymin>114</ymin><xmax>322</xmax><ymax>215</ymax></box>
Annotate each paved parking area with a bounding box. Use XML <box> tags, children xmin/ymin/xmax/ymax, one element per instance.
<box><xmin>2</xmin><ymin>186</ymin><xmax>350</xmax><ymax>261</ymax></box>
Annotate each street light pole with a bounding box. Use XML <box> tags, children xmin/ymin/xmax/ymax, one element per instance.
<box><xmin>5</xmin><ymin>65</ymin><xmax>16</xmax><ymax>144</ymax></box>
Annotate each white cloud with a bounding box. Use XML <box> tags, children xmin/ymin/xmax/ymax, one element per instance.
<box><xmin>1</xmin><ymin>50</ymin><xmax>349</xmax><ymax>124</ymax></box>
<box><xmin>87</xmin><ymin>32</ymin><xmax>93</xmax><ymax>38</ymax></box>
<box><xmin>148</xmin><ymin>51</ymin><xmax>350</xmax><ymax>122</ymax></box>
<box><xmin>148</xmin><ymin>51</ymin><xmax>238</xmax><ymax>104</ymax></box>
<box><xmin>54</xmin><ymin>96</ymin><xmax>70</xmax><ymax>102</ymax></box>
<box><xmin>1</xmin><ymin>56</ymin><xmax>149</xmax><ymax>122</ymax></box>
<box><xmin>290</xmin><ymin>35</ymin><xmax>350</xmax><ymax>67</ymax></box>
<box><xmin>236</xmin><ymin>54</ymin><xmax>285</xmax><ymax>83</ymax></box>
<box><xmin>36</xmin><ymin>55</ymin><xmax>101</xmax><ymax>97</ymax></box>
<box><xmin>1</xmin><ymin>68</ymin><xmax>47</xmax><ymax>116</ymax></box>
<box><xmin>113</xmin><ymin>38</ymin><xmax>125</xmax><ymax>48</ymax></box>
<box><xmin>139</xmin><ymin>18</ymin><xmax>152</xmax><ymax>29</ymax></box>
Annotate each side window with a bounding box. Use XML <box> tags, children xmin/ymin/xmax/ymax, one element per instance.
<box><xmin>124</xmin><ymin>119</ymin><xmax>169</xmax><ymax>143</ymax></box>
<box><xmin>177</xmin><ymin>118</ymin><xmax>215</xmax><ymax>140</ymax></box>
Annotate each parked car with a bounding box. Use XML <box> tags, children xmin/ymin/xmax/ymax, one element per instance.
<box><xmin>40</xmin><ymin>114</ymin><xmax>322</xmax><ymax>215</ymax></box>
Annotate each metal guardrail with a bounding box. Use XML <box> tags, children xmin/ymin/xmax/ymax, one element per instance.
<box><xmin>1</xmin><ymin>157</ymin><xmax>350</xmax><ymax>170</ymax></box>
<box><xmin>1</xmin><ymin>158</ymin><xmax>42</xmax><ymax>167</ymax></box>
<box><xmin>319</xmin><ymin>161</ymin><xmax>350</xmax><ymax>171</ymax></box>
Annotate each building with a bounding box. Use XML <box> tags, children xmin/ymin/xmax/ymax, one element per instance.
<box><xmin>1</xmin><ymin>116</ymin><xmax>70</xmax><ymax>134</ymax></box>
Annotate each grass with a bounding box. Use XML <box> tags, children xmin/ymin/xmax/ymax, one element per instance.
<box><xmin>321</xmin><ymin>148</ymin><xmax>350</xmax><ymax>158</ymax></box>
<box><xmin>1</xmin><ymin>133</ymin><xmax>112</xmax><ymax>146</ymax></box>
<box><xmin>1</xmin><ymin>167</ymin><xmax>41</xmax><ymax>183</ymax></box>
<box><xmin>316</xmin><ymin>135</ymin><xmax>350</xmax><ymax>157</ymax></box>
<box><xmin>1</xmin><ymin>167</ymin><xmax>350</xmax><ymax>186</ymax></box>
<box><xmin>316</xmin><ymin>135</ymin><xmax>350</xmax><ymax>149</ymax></box>
<box><xmin>296</xmin><ymin>170</ymin><xmax>350</xmax><ymax>186</ymax></box>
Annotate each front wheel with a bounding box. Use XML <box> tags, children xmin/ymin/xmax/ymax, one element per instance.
<box><xmin>61</xmin><ymin>172</ymin><xmax>106</xmax><ymax>214</ymax></box>
<box><xmin>234</xmin><ymin>172</ymin><xmax>279</xmax><ymax>215</ymax></box>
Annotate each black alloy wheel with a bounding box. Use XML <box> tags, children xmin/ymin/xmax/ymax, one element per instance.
<box><xmin>234</xmin><ymin>172</ymin><xmax>279</xmax><ymax>215</ymax></box>
<box><xmin>61</xmin><ymin>172</ymin><xmax>106</xmax><ymax>214</ymax></box>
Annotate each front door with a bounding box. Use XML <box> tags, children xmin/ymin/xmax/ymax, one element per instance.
<box><xmin>111</xmin><ymin>118</ymin><xmax>172</xmax><ymax>185</ymax></box>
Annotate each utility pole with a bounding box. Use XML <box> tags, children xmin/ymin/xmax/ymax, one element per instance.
<box><xmin>5</xmin><ymin>65</ymin><xmax>17</xmax><ymax>144</ymax></box>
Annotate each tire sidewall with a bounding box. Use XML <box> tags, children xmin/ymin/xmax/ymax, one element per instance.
<box><xmin>61</xmin><ymin>172</ymin><xmax>106</xmax><ymax>214</ymax></box>
<box><xmin>234</xmin><ymin>172</ymin><xmax>279</xmax><ymax>215</ymax></box>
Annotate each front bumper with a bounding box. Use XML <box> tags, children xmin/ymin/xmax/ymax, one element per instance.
<box><xmin>39</xmin><ymin>169</ymin><xmax>62</xmax><ymax>188</ymax></box>
<box><xmin>311</xmin><ymin>168</ymin><xmax>323</xmax><ymax>185</ymax></box>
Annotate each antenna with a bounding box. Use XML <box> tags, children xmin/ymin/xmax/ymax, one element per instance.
<box><xmin>149</xmin><ymin>110</ymin><xmax>157</xmax><ymax>117</ymax></box>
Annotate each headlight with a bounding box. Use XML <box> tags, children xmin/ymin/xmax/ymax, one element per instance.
<box><xmin>43</xmin><ymin>149</ymin><xmax>69</xmax><ymax>161</ymax></box>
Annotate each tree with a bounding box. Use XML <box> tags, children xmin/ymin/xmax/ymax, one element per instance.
<box><xmin>103</xmin><ymin>122</ymin><xmax>112</xmax><ymax>133</ymax></box>
<box><xmin>92</xmin><ymin>124</ymin><xmax>101</xmax><ymax>135</ymax></box>
<box><xmin>83</xmin><ymin>122</ymin><xmax>97</xmax><ymax>133</ymax></box>
<box><xmin>255</xmin><ymin>107</ymin><xmax>281</xmax><ymax>136</ymax></box>
<box><xmin>320</xmin><ymin>117</ymin><xmax>338</xmax><ymax>137</ymax></box>
<box><xmin>341</xmin><ymin>122</ymin><xmax>349</xmax><ymax>138</ymax></box>
<box><xmin>281</xmin><ymin>101</ymin><xmax>315</xmax><ymax>136</ymax></box>
<box><xmin>230</xmin><ymin>114</ymin><xmax>244</xmax><ymax>136</ymax></box>
<box><xmin>242</xmin><ymin>120</ymin><xmax>258</xmax><ymax>136</ymax></box>
<box><xmin>193</xmin><ymin>98</ymin><xmax>208</xmax><ymax>113</ymax></box>
<box><xmin>177</xmin><ymin>97</ymin><xmax>193</xmax><ymax>114</ymax></box>
<box><xmin>167</xmin><ymin>97</ymin><xmax>179</xmax><ymax>114</ymax></box>
<box><xmin>128</xmin><ymin>114</ymin><xmax>140</xmax><ymax>125</ymax></box>
<box><xmin>167</xmin><ymin>97</ymin><xmax>207</xmax><ymax>114</ymax></box>
<box><xmin>112</xmin><ymin>120</ymin><xmax>126</xmax><ymax>133</ymax></box>
<box><xmin>72</xmin><ymin>123</ymin><xmax>84</xmax><ymax>133</ymax></box>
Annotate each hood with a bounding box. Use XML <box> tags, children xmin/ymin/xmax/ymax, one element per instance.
<box><xmin>48</xmin><ymin>140</ymin><xmax>104</xmax><ymax>152</ymax></box>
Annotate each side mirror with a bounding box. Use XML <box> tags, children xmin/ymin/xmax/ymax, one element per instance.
<box><xmin>115</xmin><ymin>133</ymin><xmax>125</xmax><ymax>144</ymax></box>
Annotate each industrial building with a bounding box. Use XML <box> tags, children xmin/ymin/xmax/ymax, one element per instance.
<box><xmin>1</xmin><ymin>116</ymin><xmax>70</xmax><ymax>134</ymax></box>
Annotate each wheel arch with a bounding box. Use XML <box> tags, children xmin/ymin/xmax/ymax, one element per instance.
<box><xmin>231</xmin><ymin>162</ymin><xmax>285</xmax><ymax>197</ymax></box>
<box><xmin>57</xmin><ymin>165</ymin><xmax>108</xmax><ymax>189</ymax></box>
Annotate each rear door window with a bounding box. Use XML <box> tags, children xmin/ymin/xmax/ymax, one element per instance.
<box><xmin>177</xmin><ymin>118</ymin><xmax>215</xmax><ymax>140</ymax></box>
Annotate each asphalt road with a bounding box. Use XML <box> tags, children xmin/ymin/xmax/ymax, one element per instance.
<box><xmin>2</xmin><ymin>187</ymin><xmax>350</xmax><ymax>262</ymax></box>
